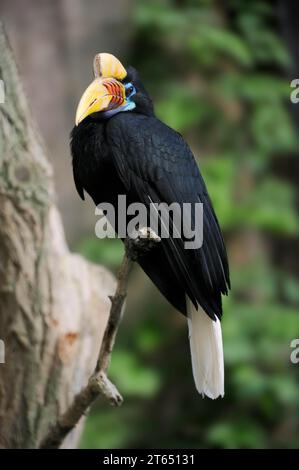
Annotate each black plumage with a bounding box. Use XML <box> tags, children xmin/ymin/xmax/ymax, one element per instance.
<box><xmin>71</xmin><ymin>66</ymin><xmax>230</xmax><ymax>320</ymax></box>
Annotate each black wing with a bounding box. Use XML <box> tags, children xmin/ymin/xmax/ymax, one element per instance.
<box><xmin>107</xmin><ymin>113</ymin><xmax>230</xmax><ymax>319</ymax></box>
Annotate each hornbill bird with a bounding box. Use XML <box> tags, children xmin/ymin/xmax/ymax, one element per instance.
<box><xmin>71</xmin><ymin>53</ymin><xmax>230</xmax><ymax>399</ymax></box>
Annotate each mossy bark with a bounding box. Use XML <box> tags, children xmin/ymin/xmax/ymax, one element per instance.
<box><xmin>0</xmin><ymin>23</ymin><xmax>115</xmax><ymax>449</ymax></box>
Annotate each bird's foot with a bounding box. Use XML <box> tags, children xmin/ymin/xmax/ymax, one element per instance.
<box><xmin>125</xmin><ymin>227</ymin><xmax>161</xmax><ymax>261</ymax></box>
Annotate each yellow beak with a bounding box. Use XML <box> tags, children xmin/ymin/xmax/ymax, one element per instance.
<box><xmin>75</xmin><ymin>77</ymin><xmax>126</xmax><ymax>126</ymax></box>
<box><xmin>93</xmin><ymin>52</ymin><xmax>127</xmax><ymax>80</ymax></box>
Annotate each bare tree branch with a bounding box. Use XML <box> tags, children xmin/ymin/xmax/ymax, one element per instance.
<box><xmin>39</xmin><ymin>228</ymin><xmax>161</xmax><ymax>449</ymax></box>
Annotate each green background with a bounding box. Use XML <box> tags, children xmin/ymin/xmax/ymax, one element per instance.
<box><xmin>77</xmin><ymin>0</ymin><xmax>299</xmax><ymax>449</ymax></box>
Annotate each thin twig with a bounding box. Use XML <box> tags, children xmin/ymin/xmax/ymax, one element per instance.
<box><xmin>39</xmin><ymin>228</ymin><xmax>160</xmax><ymax>449</ymax></box>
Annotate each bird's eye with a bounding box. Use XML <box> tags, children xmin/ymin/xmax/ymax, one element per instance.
<box><xmin>125</xmin><ymin>83</ymin><xmax>136</xmax><ymax>97</ymax></box>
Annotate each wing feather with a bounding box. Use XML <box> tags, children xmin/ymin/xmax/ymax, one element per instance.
<box><xmin>107</xmin><ymin>114</ymin><xmax>230</xmax><ymax>318</ymax></box>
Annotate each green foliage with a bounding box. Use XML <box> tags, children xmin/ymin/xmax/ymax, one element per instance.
<box><xmin>155</xmin><ymin>83</ymin><xmax>207</xmax><ymax>132</ymax></box>
<box><xmin>109</xmin><ymin>350</ymin><xmax>161</xmax><ymax>397</ymax></box>
<box><xmin>78</xmin><ymin>0</ymin><xmax>299</xmax><ymax>450</ymax></box>
<box><xmin>207</xmin><ymin>420</ymin><xmax>266</xmax><ymax>449</ymax></box>
<box><xmin>76</xmin><ymin>237</ymin><xmax>123</xmax><ymax>269</ymax></box>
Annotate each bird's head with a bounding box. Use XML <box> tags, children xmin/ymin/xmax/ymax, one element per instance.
<box><xmin>75</xmin><ymin>53</ymin><xmax>153</xmax><ymax>126</ymax></box>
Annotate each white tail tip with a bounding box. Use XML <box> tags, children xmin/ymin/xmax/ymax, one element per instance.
<box><xmin>186</xmin><ymin>296</ymin><xmax>224</xmax><ymax>399</ymax></box>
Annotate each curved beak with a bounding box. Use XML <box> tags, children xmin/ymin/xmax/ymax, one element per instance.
<box><xmin>75</xmin><ymin>77</ymin><xmax>126</xmax><ymax>125</ymax></box>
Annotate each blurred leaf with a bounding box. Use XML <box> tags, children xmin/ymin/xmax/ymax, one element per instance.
<box><xmin>189</xmin><ymin>27</ymin><xmax>253</xmax><ymax>67</ymax></box>
<box><xmin>208</xmin><ymin>420</ymin><xmax>266</xmax><ymax>449</ymax></box>
<box><xmin>76</xmin><ymin>237</ymin><xmax>123</xmax><ymax>270</ymax></box>
<box><xmin>156</xmin><ymin>84</ymin><xmax>207</xmax><ymax>131</ymax></box>
<box><xmin>110</xmin><ymin>350</ymin><xmax>161</xmax><ymax>398</ymax></box>
<box><xmin>251</xmin><ymin>103</ymin><xmax>297</xmax><ymax>153</ymax></box>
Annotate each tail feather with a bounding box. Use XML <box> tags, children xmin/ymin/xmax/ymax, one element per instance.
<box><xmin>186</xmin><ymin>296</ymin><xmax>224</xmax><ymax>399</ymax></box>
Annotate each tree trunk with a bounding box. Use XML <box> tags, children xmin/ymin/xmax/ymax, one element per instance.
<box><xmin>0</xmin><ymin>23</ymin><xmax>115</xmax><ymax>449</ymax></box>
<box><xmin>0</xmin><ymin>0</ymin><xmax>132</xmax><ymax>243</ymax></box>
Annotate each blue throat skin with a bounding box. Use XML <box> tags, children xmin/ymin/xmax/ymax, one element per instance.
<box><xmin>102</xmin><ymin>100</ymin><xmax>136</xmax><ymax>118</ymax></box>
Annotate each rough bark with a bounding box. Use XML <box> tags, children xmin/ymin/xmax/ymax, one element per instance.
<box><xmin>40</xmin><ymin>227</ymin><xmax>161</xmax><ymax>449</ymax></box>
<box><xmin>0</xmin><ymin>23</ymin><xmax>116</xmax><ymax>449</ymax></box>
